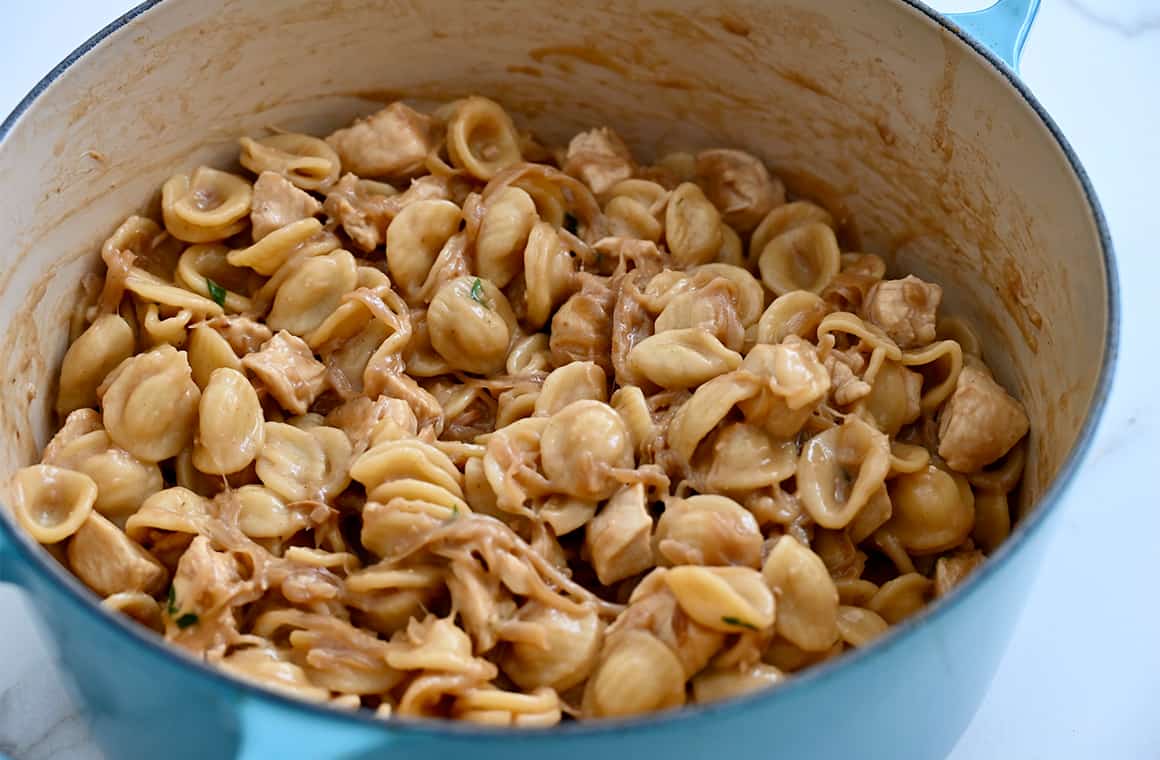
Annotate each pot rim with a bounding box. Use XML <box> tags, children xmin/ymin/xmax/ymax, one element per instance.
<box><xmin>0</xmin><ymin>0</ymin><xmax>1120</xmax><ymax>741</ymax></box>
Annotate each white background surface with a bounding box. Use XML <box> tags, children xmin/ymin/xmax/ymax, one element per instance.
<box><xmin>0</xmin><ymin>1</ymin><xmax>1157</xmax><ymax>758</ymax></box>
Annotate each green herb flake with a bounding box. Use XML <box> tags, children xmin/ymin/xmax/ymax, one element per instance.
<box><xmin>469</xmin><ymin>277</ymin><xmax>485</xmax><ymax>305</ymax></box>
<box><xmin>206</xmin><ymin>278</ymin><xmax>227</xmax><ymax>307</ymax></box>
<box><xmin>721</xmin><ymin>616</ymin><xmax>759</xmax><ymax>631</ymax></box>
<box><xmin>176</xmin><ymin>613</ymin><xmax>200</xmax><ymax>629</ymax></box>
<box><xmin>166</xmin><ymin>586</ymin><xmax>178</xmax><ymax>616</ymax></box>
<box><xmin>563</xmin><ymin>212</ymin><xmax>579</xmax><ymax>235</ymax></box>
<box><xmin>447</xmin><ymin>504</ymin><xmax>460</xmax><ymax>522</ymax></box>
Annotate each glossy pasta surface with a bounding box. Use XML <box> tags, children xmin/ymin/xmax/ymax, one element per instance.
<box><xmin>14</xmin><ymin>96</ymin><xmax>1030</xmax><ymax>724</ymax></box>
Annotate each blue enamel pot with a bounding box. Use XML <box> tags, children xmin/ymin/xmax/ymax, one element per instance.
<box><xmin>0</xmin><ymin>0</ymin><xmax>1116</xmax><ymax>757</ymax></box>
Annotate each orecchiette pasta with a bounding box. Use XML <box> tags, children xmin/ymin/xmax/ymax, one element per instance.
<box><xmin>16</xmin><ymin>96</ymin><xmax>1029</xmax><ymax>724</ymax></box>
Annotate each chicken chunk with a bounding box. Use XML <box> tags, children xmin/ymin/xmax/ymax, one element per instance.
<box><xmin>694</xmin><ymin>149</ymin><xmax>785</xmax><ymax>233</ymax></box>
<box><xmin>322</xmin><ymin>173</ymin><xmax>398</xmax><ymax>251</ymax></box>
<box><xmin>937</xmin><ymin>364</ymin><xmax>1029</xmax><ymax>472</ymax></box>
<box><xmin>242</xmin><ymin>330</ymin><xmax>328</xmax><ymax>415</ymax></box>
<box><xmin>562</xmin><ymin>127</ymin><xmax>635</xmax><ymax>197</ymax></box>
<box><xmin>585</xmin><ymin>483</ymin><xmax>654</xmax><ymax>585</ymax></box>
<box><xmin>549</xmin><ymin>276</ymin><xmax>616</xmax><ymax>372</ymax></box>
<box><xmin>68</xmin><ymin>512</ymin><xmax>167</xmax><ymax>596</ymax></box>
<box><xmin>250</xmin><ymin>171</ymin><xmax>322</xmax><ymax>241</ymax></box>
<box><xmin>863</xmin><ymin>275</ymin><xmax>942</xmax><ymax>349</ymax></box>
<box><xmin>325</xmin><ymin>102</ymin><xmax>434</xmax><ymax>179</ymax></box>
<box><xmin>206</xmin><ymin>315</ymin><xmax>273</xmax><ymax>356</ymax></box>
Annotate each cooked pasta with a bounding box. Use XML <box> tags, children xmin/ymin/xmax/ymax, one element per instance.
<box><xmin>12</xmin><ymin>95</ymin><xmax>1031</xmax><ymax>723</ymax></box>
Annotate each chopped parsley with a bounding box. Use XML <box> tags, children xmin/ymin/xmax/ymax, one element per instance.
<box><xmin>721</xmin><ymin>616</ymin><xmax>759</xmax><ymax>631</ymax></box>
<box><xmin>166</xmin><ymin>586</ymin><xmax>178</xmax><ymax>616</ymax></box>
<box><xmin>563</xmin><ymin>212</ymin><xmax>579</xmax><ymax>235</ymax></box>
<box><xmin>469</xmin><ymin>277</ymin><xmax>485</xmax><ymax>305</ymax></box>
<box><xmin>176</xmin><ymin>613</ymin><xmax>200</xmax><ymax>629</ymax></box>
<box><xmin>447</xmin><ymin>504</ymin><xmax>460</xmax><ymax>522</ymax></box>
<box><xmin>206</xmin><ymin>277</ymin><xmax>227</xmax><ymax>307</ymax></box>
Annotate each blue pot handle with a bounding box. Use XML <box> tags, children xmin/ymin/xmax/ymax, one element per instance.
<box><xmin>236</xmin><ymin>696</ymin><xmax>390</xmax><ymax>759</ymax></box>
<box><xmin>945</xmin><ymin>0</ymin><xmax>1041</xmax><ymax>71</ymax></box>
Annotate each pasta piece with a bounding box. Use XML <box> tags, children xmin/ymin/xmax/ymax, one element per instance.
<box><xmin>654</xmin><ymin>494</ymin><xmax>762</xmax><ymax>568</ymax></box>
<box><xmin>627</xmin><ymin>328</ymin><xmax>742</xmax><ymax>390</ymax></box>
<box><xmin>535</xmin><ymin>361</ymin><xmax>606</xmax><ymax>416</ymax></box>
<box><xmin>761</xmin><ymin>536</ymin><xmax>840</xmax><ymax>652</ymax></box>
<box><xmin>933</xmin><ymin>550</ymin><xmax>985</xmax><ymax>597</ymax></box>
<box><xmin>665</xmin><ymin>182</ymin><xmax>722</xmax><ymax>267</ymax></box>
<box><xmin>540</xmin><ymin>401</ymin><xmax>634</xmax><ymax>500</ymax></box>
<box><xmin>696</xmin><ymin>423</ymin><xmax>796</xmax><ymax>493</ymax></box>
<box><xmin>522</xmin><ymin>221</ymin><xmax>577</xmax><ymax>331</ymax></box>
<box><xmin>385</xmin><ymin>199</ymin><xmax>461</xmax><ymax>303</ymax></box>
<box><xmin>664</xmin><ymin>566</ymin><xmax>776</xmax><ymax>633</ymax></box>
<box><xmin>972</xmin><ymin>490</ymin><xmax>1011</xmax><ymax>553</ymax></box>
<box><xmin>227</xmin><ymin>218</ymin><xmax>332</xmax><ymax>276</ymax></box>
<box><xmin>655</xmin><ymin>277</ymin><xmax>745</xmax><ymax>351</ymax></box>
<box><xmin>426</xmin><ymin>276</ymin><xmax>518</xmax><ymax>375</ymax></box>
<box><xmin>99</xmin><ymin>345</ymin><xmax>201</xmax><ymax>463</ymax></box>
<box><xmin>10</xmin><ymin>464</ymin><xmax>97</xmax><ymax>544</ymax></box>
<box><xmin>161</xmin><ymin>167</ymin><xmax>252</xmax><ymax>243</ymax></box>
<box><xmin>582</xmin><ymin>630</ymin><xmax>685</xmax><ymax>717</ymax></box>
<box><xmin>444</xmin><ymin>96</ymin><xmax>523</xmax><ymax>180</ymax></box>
<box><xmin>256</xmin><ymin>422</ymin><xmax>352</xmax><ymax>503</ymax></box>
<box><xmin>353</xmin><ymin>438</ymin><xmax>467</xmax><ymax>557</ymax></box>
<box><xmin>240</xmin><ymin>133</ymin><xmax>342</xmax><ymax>191</ymax></box>
<box><xmin>866</xmin><ymin>573</ymin><xmax>932</xmax><ymax>624</ymax></box>
<box><xmin>749</xmin><ymin>201</ymin><xmax>833</xmax><ymax>265</ymax></box>
<box><xmin>451</xmin><ymin>687</ymin><xmax>562</xmax><ymax>727</ymax></box>
<box><xmin>737</xmin><ymin>339</ymin><xmax>831</xmax><ymax>437</ymax></box>
<box><xmin>756</xmin><ymin>290</ymin><xmax>829</xmax><ymax>345</ymax></box>
<box><xmin>692</xmin><ymin>663</ymin><xmax>784</xmax><ymax>703</ymax></box>
<box><xmin>610</xmin><ymin>385</ymin><xmax>654</xmax><ymax>459</ymax></box>
<box><xmin>885</xmin><ymin>465</ymin><xmax>975</xmax><ymax>554</ymax></box>
<box><xmin>233</xmin><ymin>485</ymin><xmax>308</xmax><ymax>540</ymax></box>
<box><xmin>836</xmin><ymin>605</ymin><xmax>889</xmax><ymax>647</ymax></box>
<box><xmin>192</xmin><ymin>368</ymin><xmax>265</xmax><ymax>475</ymax></box>
<box><xmin>796</xmin><ymin>416</ymin><xmax>891</xmax><ymax>530</ymax></box>
<box><xmin>43</xmin><ymin>428</ymin><xmax>162</xmax><ymax>519</ymax></box>
<box><xmin>188</xmin><ymin>323</ymin><xmax>244</xmax><ymax>389</ymax></box>
<box><xmin>267</xmin><ymin>249</ymin><xmax>359</xmax><ymax>336</ymax></box>
<box><xmin>476</xmin><ymin>186</ymin><xmax>537</xmax><ymax>288</ymax></box>
<box><xmin>500</xmin><ymin>602</ymin><xmax>603</xmax><ymax>691</ymax></box>
<box><xmin>55</xmin><ymin>313</ymin><xmax>135</xmax><ymax>415</ymax></box>
<box><xmin>758</xmin><ymin>222</ymin><xmax>841</xmax><ymax>296</ymax></box>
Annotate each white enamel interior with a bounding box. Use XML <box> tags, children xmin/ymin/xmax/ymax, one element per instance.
<box><xmin>0</xmin><ymin>0</ymin><xmax>1108</xmax><ymax>522</ymax></box>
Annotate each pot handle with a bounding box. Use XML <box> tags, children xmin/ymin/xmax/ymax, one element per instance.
<box><xmin>945</xmin><ymin>0</ymin><xmax>1041</xmax><ymax>71</ymax></box>
<box><xmin>235</xmin><ymin>695</ymin><xmax>392</xmax><ymax>760</ymax></box>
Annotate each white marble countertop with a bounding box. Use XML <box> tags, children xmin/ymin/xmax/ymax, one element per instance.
<box><xmin>1</xmin><ymin>1</ymin><xmax>1157</xmax><ymax>758</ymax></box>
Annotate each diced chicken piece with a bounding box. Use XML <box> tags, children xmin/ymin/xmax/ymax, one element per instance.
<box><xmin>322</xmin><ymin>173</ymin><xmax>397</xmax><ymax>251</ymax></box>
<box><xmin>325</xmin><ymin>102</ymin><xmax>433</xmax><ymax>179</ymax></box>
<box><xmin>937</xmin><ymin>364</ymin><xmax>1029</xmax><ymax>472</ymax></box>
<box><xmin>68</xmin><ymin>512</ymin><xmax>167</xmax><ymax>596</ymax></box>
<box><xmin>694</xmin><ymin>149</ymin><xmax>785</xmax><ymax>233</ymax></box>
<box><xmin>169</xmin><ymin>535</ymin><xmax>247</xmax><ymax>624</ymax></box>
<box><xmin>250</xmin><ymin>171</ymin><xmax>322</xmax><ymax>241</ymax></box>
<box><xmin>550</xmin><ymin>276</ymin><xmax>616</xmax><ymax>372</ymax></box>
<box><xmin>585</xmin><ymin>483</ymin><xmax>654</xmax><ymax>585</ymax></box>
<box><xmin>562</xmin><ymin>127</ymin><xmax>636</xmax><ymax>197</ymax></box>
<box><xmin>207</xmin><ymin>315</ymin><xmax>273</xmax><ymax>356</ymax></box>
<box><xmin>242</xmin><ymin>330</ymin><xmax>328</xmax><ymax>415</ymax></box>
<box><xmin>863</xmin><ymin>275</ymin><xmax>942</xmax><ymax>349</ymax></box>
<box><xmin>824</xmin><ymin>351</ymin><xmax>872</xmax><ymax>406</ymax></box>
